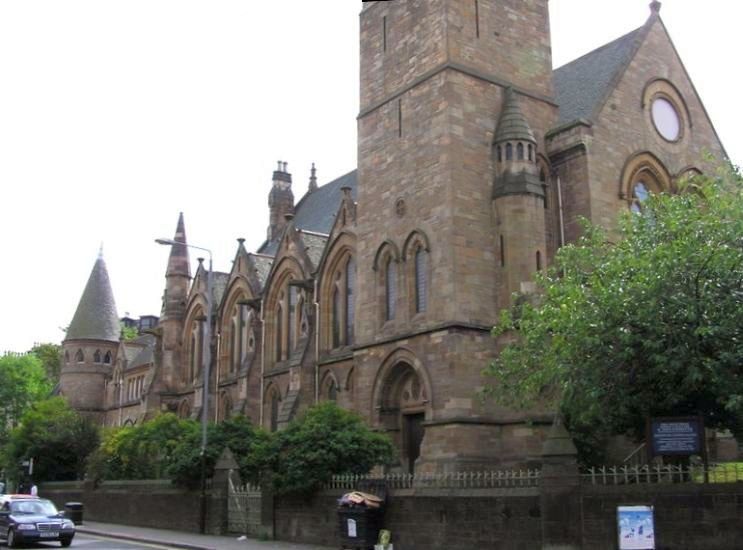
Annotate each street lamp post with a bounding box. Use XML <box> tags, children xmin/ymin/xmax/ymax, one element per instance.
<box><xmin>156</xmin><ymin>237</ymin><xmax>213</xmax><ymax>534</ymax></box>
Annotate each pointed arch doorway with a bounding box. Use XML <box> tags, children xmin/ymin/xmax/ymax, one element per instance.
<box><xmin>378</xmin><ymin>361</ymin><xmax>428</xmax><ymax>474</ymax></box>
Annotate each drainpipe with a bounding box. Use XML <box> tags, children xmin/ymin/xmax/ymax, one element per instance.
<box><xmin>259</xmin><ymin>301</ymin><xmax>266</xmax><ymax>427</ymax></box>
<box><xmin>215</xmin><ymin>330</ymin><xmax>221</xmax><ymax>422</ymax></box>
<box><xmin>314</xmin><ymin>277</ymin><xmax>320</xmax><ymax>404</ymax></box>
<box><xmin>556</xmin><ymin>175</ymin><xmax>566</xmax><ymax>247</ymax></box>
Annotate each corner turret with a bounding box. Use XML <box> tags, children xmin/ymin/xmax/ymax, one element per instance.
<box><xmin>60</xmin><ymin>250</ymin><xmax>120</xmax><ymax>420</ymax></box>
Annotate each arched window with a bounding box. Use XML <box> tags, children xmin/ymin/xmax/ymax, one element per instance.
<box><xmin>506</xmin><ymin>143</ymin><xmax>513</xmax><ymax>161</ymax></box>
<box><xmin>288</xmin><ymin>286</ymin><xmax>298</xmax><ymax>354</ymax></box>
<box><xmin>497</xmin><ymin>145</ymin><xmax>502</xmax><ymax>162</ymax></box>
<box><xmin>64</xmin><ymin>351</ymin><xmax>70</xmax><ymax>364</ymax></box>
<box><xmin>269</xmin><ymin>389</ymin><xmax>281</xmax><ymax>433</ymax></box>
<box><xmin>189</xmin><ymin>332</ymin><xmax>197</xmax><ymax>381</ymax></box>
<box><xmin>93</xmin><ymin>350</ymin><xmax>101</xmax><ymax>364</ymax></box>
<box><xmin>346</xmin><ymin>258</ymin><xmax>355</xmax><ymax>344</ymax></box>
<box><xmin>75</xmin><ymin>349</ymin><xmax>84</xmax><ymax>363</ymax></box>
<box><xmin>275</xmin><ymin>303</ymin><xmax>284</xmax><ymax>361</ymax></box>
<box><xmin>414</xmin><ymin>248</ymin><xmax>428</xmax><ymax>313</ymax></box>
<box><xmin>230</xmin><ymin>318</ymin><xmax>238</xmax><ymax>373</ymax></box>
<box><xmin>528</xmin><ymin>144</ymin><xmax>533</xmax><ymax>162</ymax></box>
<box><xmin>540</xmin><ymin>169</ymin><xmax>548</xmax><ymax>209</ymax></box>
<box><xmin>332</xmin><ymin>285</ymin><xmax>341</xmax><ymax>348</ymax></box>
<box><xmin>385</xmin><ymin>258</ymin><xmax>397</xmax><ymax>321</ymax></box>
<box><xmin>631</xmin><ymin>181</ymin><xmax>651</xmax><ymax>214</ymax></box>
<box><xmin>104</xmin><ymin>351</ymin><xmax>112</xmax><ymax>364</ymax></box>
<box><xmin>517</xmin><ymin>142</ymin><xmax>524</xmax><ymax>160</ymax></box>
<box><xmin>328</xmin><ymin>380</ymin><xmax>337</xmax><ymax>401</ymax></box>
<box><xmin>536</xmin><ymin>250</ymin><xmax>542</xmax><ymax>271</ymax></box>
<box><xmin>187</xmin><ymin>316</ymin><xmax>204</xmax><ymax>382</ymax></box>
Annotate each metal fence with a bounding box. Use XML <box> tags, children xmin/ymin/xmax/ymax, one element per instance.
<box><xmin>327</xmin><ymin>469</ymin><xmax>542</xmax><ymax>490</ymax></box>
<box><xmin>582</xmin><ymin>463</ymin><xmax>743</xmax><ymax>485</ymax></box>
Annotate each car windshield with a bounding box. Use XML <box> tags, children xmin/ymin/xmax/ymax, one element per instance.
<box><xmin>10</xmin><ymin>499</ymin><xmax>58</xmax><ymax>516</ymax></box>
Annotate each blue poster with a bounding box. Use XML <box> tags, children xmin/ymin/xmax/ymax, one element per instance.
<box><xmin>617</xmin><ymin>506</ymin><xmax>655</xmax><ymax>550</ymax></box>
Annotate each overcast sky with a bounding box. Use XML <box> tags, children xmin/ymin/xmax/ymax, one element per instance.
<box><xmin>1</xmin><ymin>0</ymin><xmax>740</xmax><ymax>353</ymax></box>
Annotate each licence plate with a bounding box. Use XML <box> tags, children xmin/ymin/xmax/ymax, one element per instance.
<box><xmin>40</xmin><ymin>531</ymin><xmax>59</xmax><ymax>537</ymax></box>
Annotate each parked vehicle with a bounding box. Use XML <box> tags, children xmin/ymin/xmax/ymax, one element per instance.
<box><xmin>0</xmin><ymin>497</ymin><xmax>75</xmax><ymax>547</ymax></box>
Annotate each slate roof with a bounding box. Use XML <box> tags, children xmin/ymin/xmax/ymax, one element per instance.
<box><xmin>299</xmin><ymin>231</ymin><xmax>330</xmax><ymax>269</ymax></box>
<box><xmin>495</xmin><ymin>88</ymin><xmax>536</xmax><ymax>143</ymax></box>
<box><xmin>251</xmin><ymin>255</ymin><xmax>274</xmax><ymax>287</ymax></box>
<box><xmin>212</xmin><ymin>272</ymin><xmax>230</xmax><ymax>312</ymax></box>
<box><xmin>259</xmin><ymin>170</ymin><xmax>357</xmax><ymax>256</ymax></box>
<box><xmin>553</xmin><ymin>26</ymin><xmax>644</xmax><ymax>126</ymax></box>
<box><xmin>66</xmin><ymin>256</ymin><xmax>121</xmax><ymax>342</ymax></box>
<box><xmin>129</xmin><ymin>334</ymin><xmax>156</xmax><ymax>369</ymax></box>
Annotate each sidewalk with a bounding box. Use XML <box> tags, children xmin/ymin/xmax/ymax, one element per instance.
<box><xmin>77</xmin><ymin>521</ymin><xmax>335</xmax><ymax>550</ymax></box>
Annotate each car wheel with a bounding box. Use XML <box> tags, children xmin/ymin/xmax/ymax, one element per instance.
<box><xmin>60</xmin><ymin>537</ymin><xmax>73</xmax><ymax>548</ymax></box>
<box><xmin>6</xmin><ymin>528</ymin><xmax>17</xmax><ymax>548</ymax></box>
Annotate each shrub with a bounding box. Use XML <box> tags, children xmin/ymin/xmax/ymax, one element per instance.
<box><xmin>271</xmin><ymin>401</ymin><xmax>396</xmax><ymax>496</ymax></box>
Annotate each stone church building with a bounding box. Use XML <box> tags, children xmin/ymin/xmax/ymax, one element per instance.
<box><xmin>60</xmin><ymin>1</ymin><xmax>727</xmax><ymax>473</ymax></box>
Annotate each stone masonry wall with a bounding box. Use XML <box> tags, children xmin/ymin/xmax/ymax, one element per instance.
<box><xmin>275</xmin><ymin>490</ymin><xmax>542</xmax><ymax>550</ymax></box>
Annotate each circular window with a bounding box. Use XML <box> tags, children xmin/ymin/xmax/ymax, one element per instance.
<box><xmin>651</xmin><ymin>97</ymin><xmax>681</xmax><ymax>141</ymax></box>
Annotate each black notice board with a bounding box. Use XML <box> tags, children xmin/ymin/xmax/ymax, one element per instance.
<box><xmin>648</xmin><ymin>416</ymin><xmax>704</xmax><ymax>457</ymax></box>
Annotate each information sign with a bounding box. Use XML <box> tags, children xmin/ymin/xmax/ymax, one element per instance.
<box><xmin>617</xmin><ymin>505</ymin><xmax>655</xmax><ymax>550</ymax></box>
<box><xmin>649</xmin><ymin>416</ymin><xmax>703</xmax><ymax>456</ymax></box>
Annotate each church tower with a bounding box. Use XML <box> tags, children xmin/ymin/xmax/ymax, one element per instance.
<box><xmin>61</xmin><ymin>251</ymin><xmax>120</xmax><ymax>421</ymax></box>
<box><xmin>159</xmin><ymin>212</ymin><xmax>191</xmax><ymax>390</ymax></box>
<box><xmin>354</xmin><ymin>0</ymin><xmax>557</xmax><ymax>472</ymax></box>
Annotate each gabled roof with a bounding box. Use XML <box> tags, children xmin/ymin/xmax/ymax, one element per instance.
<box><xmin>251</xmin><ymin>255</ymin><xmax>274</xmax><ymax>287</ymax></box>
<box><xmin>259</xmin><ymin>170</ymin><xmax>357</xmax><ymax>256</ymax></box>
<box><xmin>298</xmin><ymin>231</ymin><xmax>329</xmax><ymax>270</ymax></box>
<box><xmin>553</xmin><ymin>26</ymin><xmax>645</xmax><ymax>126</ymax></box>
<box><xmin>66</xmin><ymin>256</ymin><xmax>120</xmax><ymax>343</ymax></box>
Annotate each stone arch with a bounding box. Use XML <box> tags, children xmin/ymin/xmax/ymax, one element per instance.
<box><xmin>371</xmin><ymin>348</ymin><xmax>433</xmax><ymax>473</ymax></box>
<box><xmin>177</xmin><ymin>399</ymin><xmax>191</xmax><ymax>420</ymax></box>
<box><xmin>263</xmin><ymin>382</ymin><xmax>283</xmax><ymax>432</ymax></box>
<box><xmin>219</xmin><ymin>280</ymin><xmax>252</xmax><ymax>378</ymax></box>
<box><xmin>183</xmin><ymin>302</ymin><xmax>207</xmax><ymax>384</ymax></box>
<box><xmin>264</xmin><ymin>259</ymin><xmax>304</xmax><ymax>364</ymax></box>
<box><xmin>319</xmin><ymin>234</ymin><xmax>357</xmax><ymax>351</ymax></box>
<box><xmin>402</xmin><ymin>230</ymin><xmax>431</xmax><ymax>317</ymax></box>
<box><xmin>319</xmin><ymin>370</ymin><xmax>340</xmax><ymax>402</ymax></box>
<box><xmin>401</xmin><ymin>230</ymin><xmax>431</xmax><ymax>261</ymax></box>
<box><xmin>123</xmin><ymin>418</ymin><xmax>136</xmax><ymax>427</ymax></box>
<box><xmin>372</xmin><ymin>240</ymin><xmax>401</xmax><ymax>271</ymax></box>
<box><xmin>219</xmin><ymin>390</ymin><xmax>233</xmax><ymax>422</ymax></box>
<box><xmin>619</xmin><ymin>151</ymin><xmax>673</xmax><ymax>203</ymax></box>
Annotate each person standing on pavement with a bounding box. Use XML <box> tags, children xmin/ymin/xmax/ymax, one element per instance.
<box><xmin>29</xmin><ymin>481</ymin><xmax>38</xmax><ymax>496</ymax></box>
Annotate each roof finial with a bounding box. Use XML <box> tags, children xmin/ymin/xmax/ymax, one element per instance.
<box><xmin>98</xmin><ymin>242</ymin><xmax>104</xmax><ymax>259</ymax></box>
<box><xmin>308</xmin><ymin>162</ymin><xmax>318</xmax><ymax>193</ymax></box>
<box><xmin>650</xmin><ymin>1</ymin><xmax>661</xmax><ymax>14</ymax></box>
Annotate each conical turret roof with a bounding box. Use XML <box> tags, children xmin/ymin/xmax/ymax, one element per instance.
<box><xmin>66</xmin><ymin>253</ymin><xmax>120</xmax><ymax>342</ymax></box>
<box><xmin>166</xmin><ymin>212</ymin><xmax>191</xmax><ymax>278</ymax></box>
<box><xmin>494</xmin><ymin>88</ymin><xmax>536</xmax><ymax>144</ymax></box>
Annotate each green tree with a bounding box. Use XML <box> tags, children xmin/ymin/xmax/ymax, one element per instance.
<box><xmin>28</xmin><ymin>343</ymin><xmax>62</xmax><ymax>385</ymax></box>
<box><xmin>120</xmin><ymin>324</ymin><xmax>139</xmax><ymax>341</ymax></box>
<box><xmin>88</xmin><ymin>413</ymin><xmax>198</xmax><ymax>481</ymax></box>
<box><xmin>2</xmin><ymin>397</ymin><xmax>99</xmax><ymax>482</ymax></box>
<box><xmin>271</xmin><ymin>401</ymin><xmax>396</xmax><ymax>496</ymax></box>
<box><xmin>167</xmin><ymin>415</ymin><xmax>273</xmax><ymax>489</ymax></box>
<box><xmin>485</xmin><ymin>166</ymin><xmax>743</xmax><ymax>464</ymax></box>
<box><xmin>0</xmin><ymin>354</ymin><xmax>52</xmax><ymax>445</ymax></box>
